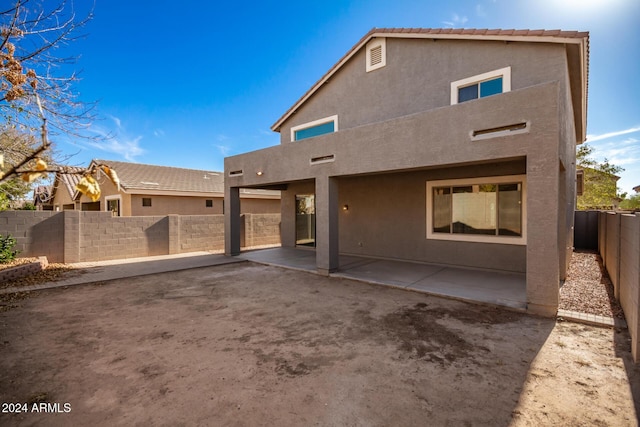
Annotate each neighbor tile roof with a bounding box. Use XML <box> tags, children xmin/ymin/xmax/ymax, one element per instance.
<box><xmin>271</xmin><ymin>27</ymin><xmax>589</xmax><ymax>132</ymax></box>
<box><xmin>93</xmin><ymin>160</ymin><xmax>224</xmax><ymax>193</ymax></box>
<box><xmin>58</xmin><ymin>166</ymin><xmax>86</xmax><ymax>198</ymax></box>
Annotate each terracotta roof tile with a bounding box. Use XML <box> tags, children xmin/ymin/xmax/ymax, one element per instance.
<box><xmin>58</xmin><ymin>166</ymin><xmax>85</xmax><ymax>198</ymax></box>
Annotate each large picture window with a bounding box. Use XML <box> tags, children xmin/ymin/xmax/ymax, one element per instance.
<box><xmin>427</xmin><ymin>175</ymin><xmax>526</xmax><ymax>245</ymax></box>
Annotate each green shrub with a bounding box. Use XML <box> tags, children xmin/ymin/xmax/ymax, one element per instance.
<box><xmin>0</xmin><ymin>234</ymin><xmax>19</xmax><ymax>263</ymax></box>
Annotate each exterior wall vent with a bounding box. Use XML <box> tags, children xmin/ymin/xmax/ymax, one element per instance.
<box><xmin>366</xmin><ymin>38</ymin><xmax>386</xmax><ymax>72</ymax></box>
<box><xmin>229</xmin><ymin>169</ymin><xmax>243</xmax><ymax>176</ymax></box>
<box><xmin>310</xmin><ymin>154</ymin><xmax>335</xmax><ymax>165</ymax></box>
<box><xmin>471</xmin><ymin>122</ymin><xmax>529</xmax><ymax>141</ymax></box>
<box><xmin>370</xmin><ymin>45</ymin><xmax>382</xmax><ymax>66</ymax></box>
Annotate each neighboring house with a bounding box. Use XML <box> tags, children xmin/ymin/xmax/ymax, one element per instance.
<box><xmin>576</xmin><ymin>167</ymin><xmax>621</xmax><ymax>210</ymax></box>
<box><xmin>32</xmin><ymin>185</ymin><xmax>53</xmax><ymax>210</ymax></box>
<box><xmin>224</xmin><ymin>28</ymin><xmax>589</xmax><ymax>316</ymax></box>
<box><xmin>50</xmin><ymin>160</ymin><xmax>280</xmax><ymax>216</ymax></box>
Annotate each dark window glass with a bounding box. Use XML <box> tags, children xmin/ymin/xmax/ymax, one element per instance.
<box><xmin>498</xmin><ymin>183</ymin><xmax>522</xmax><ymax>236</ymax></box>
<box><xmin>142</xmin><ymin>198</ymin><xmax>152</xmax><ymax>207</ymax></box>
<box><xmin>458</xmin><ymin>85</ymin><xmax>478</xmax><ymax>103</ymax></box>
<box><xmin>206</xmin><ymin>199</ymin><xmax>213</xmax><ymax>208</ymax></box>
<box><xmin>433</xmin><ymin>187</ymin><xmax>451</xmax><ymax>233</ymax></box>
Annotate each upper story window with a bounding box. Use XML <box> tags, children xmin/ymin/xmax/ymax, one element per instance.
<box><xmin>291</xmin><ymin>115</ymin><xmax>338</xmax><ymax>142</ymax></box>
<box><xmin>451</xmin><ymin>67</ymin><xmax>511</xmax><ymax>105</ymax></box>
<box><xmin>366</xmin><ymin>38</ymin><xmax>386</xmax><ymax>72</ymax></box>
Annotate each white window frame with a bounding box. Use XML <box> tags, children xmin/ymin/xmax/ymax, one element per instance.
<box><xmin>366</xmin><ymin>37</ymin><xmax>386</xmax><ymax>72</ymax></box>
<box><xmin>426</xmin><ymin>174</ymin><xmax>526</xmax><ymax>245</ymax></box>
<box><xmin>105</xmin><ymin>195</ymin><xmax>122</xmax><ymax>217</ymax></box>
<box><xmin>290</xmin><ymin>115</ymin><xmax>338</xmax><ymax>142</ymax></box>
<box><xmin>450</xmin><ymin>66</ymin><xmax>511</xmax><ymax>105</ymax></box>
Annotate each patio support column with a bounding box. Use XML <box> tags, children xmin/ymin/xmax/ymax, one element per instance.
<box><xmin>526</xmin><ymin>155</ymin><xmax>560</xmax><ymax>316</ymax></box>
<box><xmin>225</xmin><ymin>186</ymin><xmax>241</xmax><ymax>256</ymax></box>
<box><xmin>315</xmin><ymin>176</ymin><xmax>339</xmax><ymax>275</ymax></box>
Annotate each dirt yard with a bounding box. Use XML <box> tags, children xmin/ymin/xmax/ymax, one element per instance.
<box><xmin>1</xmin><ymin>262</ymin><xmax>638</xmax><ymax>426</ymax></box>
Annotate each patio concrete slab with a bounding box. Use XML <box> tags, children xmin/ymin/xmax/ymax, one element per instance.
<box><xmin>239</xmin><ymin>247</ymin><xmax>527</xmax><ymax>310</ymax></box>
<box><xmin>336</xmin><ymin>259</ymin><xmax>445</xmax><ymax>287</ymax></box>
<box><xmin>407</xmin><ymin>268</ymin><xmax>526</xmax><ymax>309</ymax></box>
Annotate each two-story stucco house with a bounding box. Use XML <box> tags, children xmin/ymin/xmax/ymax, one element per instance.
<box><xmin>224</xmin><ymin>28</ymin><xmax>589</xmax><ymax>316</ymax></box>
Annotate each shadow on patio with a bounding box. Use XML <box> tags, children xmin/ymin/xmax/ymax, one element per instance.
<box><xmin>239</xmin><ymin>247</ymin><xmax>527</xmax><ymax>310</ymax></box>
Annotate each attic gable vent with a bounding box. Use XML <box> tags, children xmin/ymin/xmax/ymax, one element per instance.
<box><xmin>370</xmin><ymin>45</ymin><xmax>382</xmax><ymax>66</ymax></box>
<box><xmin>366</xmin><ymin>38</ymin><xmax>386</xmax><ymax>72</ymax></box>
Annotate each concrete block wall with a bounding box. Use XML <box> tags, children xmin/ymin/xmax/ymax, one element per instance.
<box><xmin>0</xmin><ymin>211</ymin><xmax>65</xmax><ymax>262</ymax></box>
<box><xmin>78</xmin><ymin>212</ymin><xmax>169</xmax><ymax>262</ymax></box>
<box><xmin>619</xmin><ymin>214</ymin><xmax>640</xmax><ymax>361</ymax></box>
<box><xmin>599</xmin><ymin>211</ymin><xmax>640</xmax><ymax>362</ymax></box>
<box><xmin>240</xmin><ymin>214</ymin><xmax>281</xmax><ymax>248</ymax></box>
<box><xmin>180</xmin><ymin>215</ymin><xmax>225</xmax><ymax>252</ymax></box>
<box><xmin>0</xmin><ymin>211</ymin><xmax>281</xmax><ymax>264</ymax></box>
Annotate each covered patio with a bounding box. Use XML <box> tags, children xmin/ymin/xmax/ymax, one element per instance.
<box><xmin>239</xmin><ymin>247</ymin><xmax>527</xmax><ymax>310</ymax></box>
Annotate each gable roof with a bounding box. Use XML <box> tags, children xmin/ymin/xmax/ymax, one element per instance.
<box><xmin>271</xmin><ymin>27</ymin><xmax>589</xmax><ymax>142</ymax></box>
<box><xmin>92</xmin><ymin>160</ymin><xmax>224</xmax><ymax>194</ymax></box>
<box><xmin>48</xmin><ymin>166</ymin><xmax>86</xmax><ymax>202</ymax></box>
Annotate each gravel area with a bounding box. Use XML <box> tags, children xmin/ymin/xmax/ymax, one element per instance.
<box><xmin>560</xmin><ymin>251</ymin><xmax>625</xmax><ymax>319</ymax></box>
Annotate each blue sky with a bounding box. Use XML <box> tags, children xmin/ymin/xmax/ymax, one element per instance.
<box><xmin>58</xmin><ymin>0</ymin><xmax>640</xmax><ymax>194</ymax></box>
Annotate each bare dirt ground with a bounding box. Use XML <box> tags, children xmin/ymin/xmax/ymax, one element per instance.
<box><xmin>1</xmin><ymin>262</ymin><xmax>639</xmax><ymax>426</ymax></box>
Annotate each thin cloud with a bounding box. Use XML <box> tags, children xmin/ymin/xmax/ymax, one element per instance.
<box><xmin>476</xmin><ymin>4</ymin><xmax>487</xmax><ymax>17</ymax></box>
<box><xmin>595</xmin><ymin>138</ymin><xmax>640</xmax><ymax>167</ymax></box>
<box><xmin>109</xmin><ymin>115</ymin><xmax>122</xmax><ymax>128</ymax></box>
<box><xmin>443</xmin><ymin>13</ymin><xmax>468</xmax><ymax>27</ymax></box>
<box><xmin>84</xmin><ymin>134</ymin><xmax>145</xmax><ymax>161</ymax></box>
<box><xmin>84</xmin><ymin>117</ymin><xmax>145</xmax><ymax>161</ymax></box>
<box><xmin>153</xmin><ymin>129</ymin><xmax>165</xmax><ymax>137</ymax></box>
<box><xmin>216</xmin><ymin>144</ymin><xmax>231</xmax><ymax>157</ymax></box>
<box><xmin>586</xmin><ymin>126</ymin><xmax>640</xmax><ymax>143</ymax></box>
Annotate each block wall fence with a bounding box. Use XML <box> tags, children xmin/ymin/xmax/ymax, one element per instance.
<box><xmin>598</xmin><ymin>211</ymin><xmax>640</xmax><ymax>362</ymax></box>
<box><xmin>0</xmin><ymin>211</ymin><xmax>280</xmax><ymax>264</ymax></box>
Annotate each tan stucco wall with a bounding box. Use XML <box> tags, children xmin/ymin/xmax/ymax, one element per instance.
<box><xmin>278</xmin><ymin>38</ymin><xmax>569</xmax><ymax>143</ymax></box>
<box><xmin>240</xmin><ymin>197</ymin><xmax>281</xmax><ymax>214</ymax></box>
<box><xmin>130</xmin><ymin>195</ymin><xmax>222</xmax><ymax>216</ymax></box>
<box><xmin>51</xmin><ymin>184</ymin><xmax>76</xmax><ymax>211</ymax></box>
<box><xmin>52</xmin><ymin>171</ymin><xmax>280</xmax><ymax>216</ymax></box>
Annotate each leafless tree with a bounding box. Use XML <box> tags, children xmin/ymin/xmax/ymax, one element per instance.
<box><xmin>0</xmin><ymin>1</ymin><xmax>117</xmax><ymax>202</ymax></box>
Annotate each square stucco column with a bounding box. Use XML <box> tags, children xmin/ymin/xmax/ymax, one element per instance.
<box><xmin>315</xmin><ymin>176</ymin><xmax>339</xmax><ymax>275</ymax></box>
<box><xmin>526</xmin><ymin>157</ymin><xmax>560</xmax><ymax>317</ymax></box>
<box><xmin>225</xmin><ymin>186</ymin><xmax>241</xmax><ymax>256</ymax></box>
